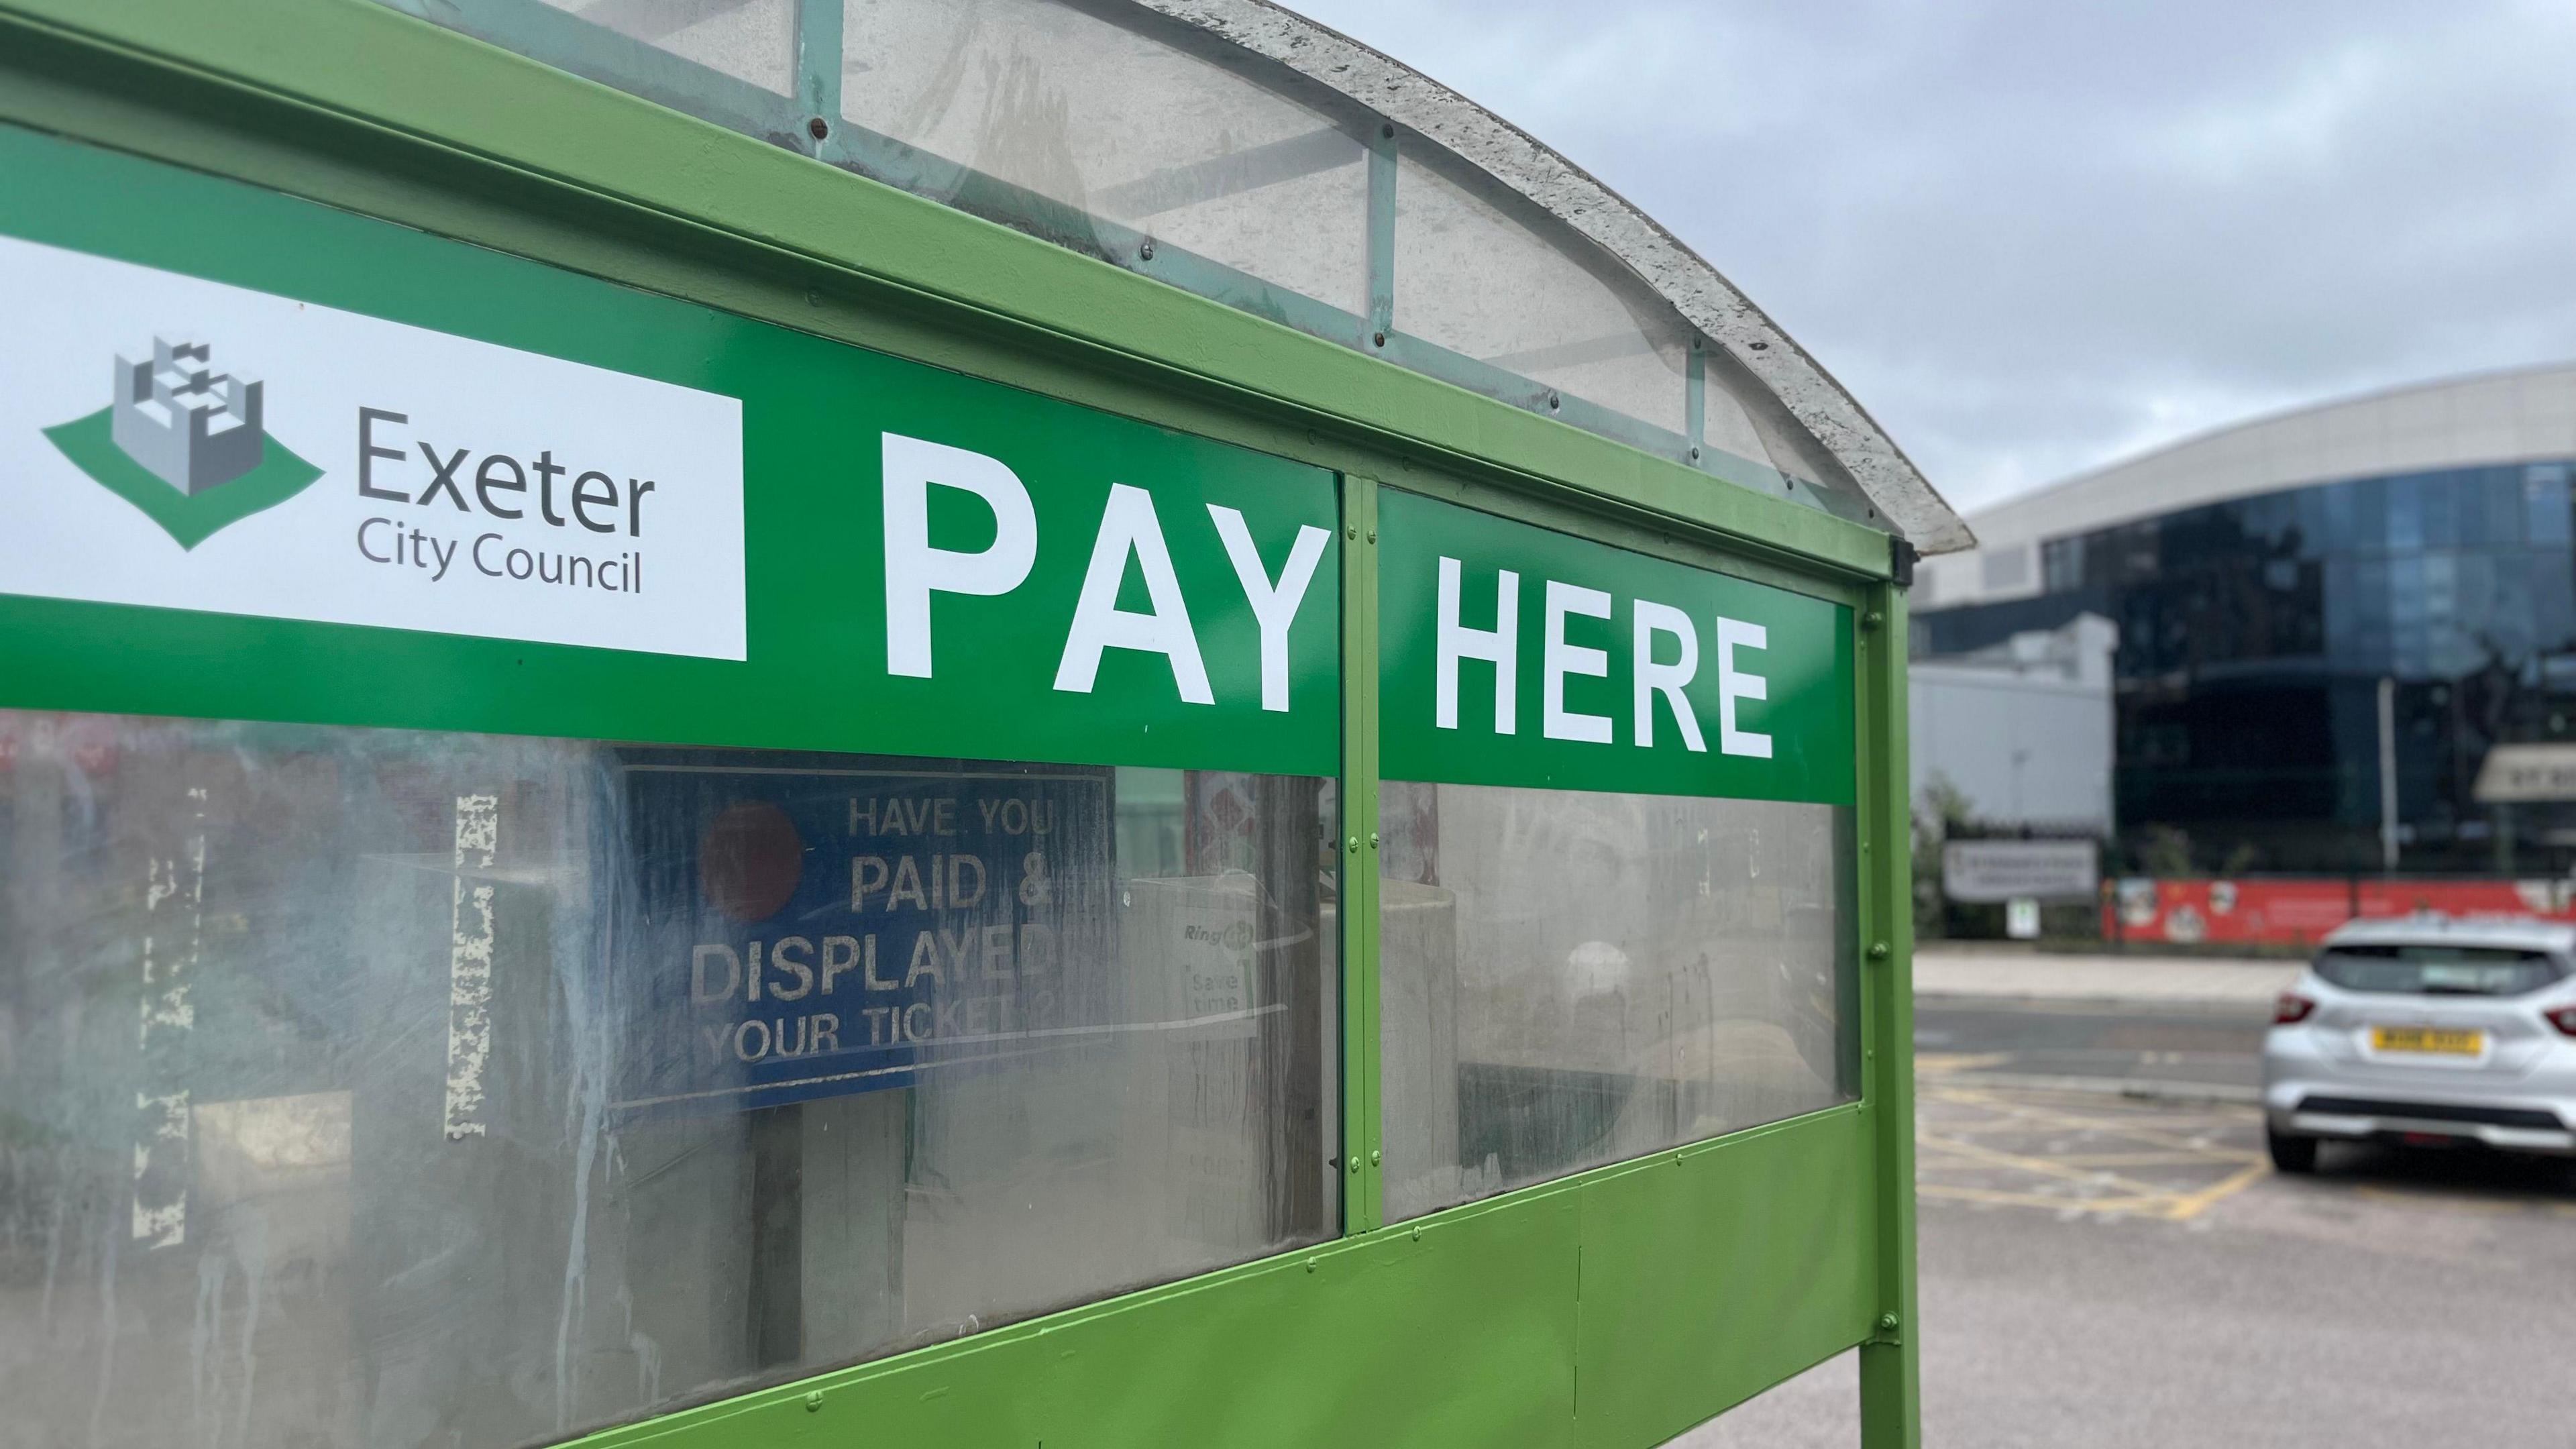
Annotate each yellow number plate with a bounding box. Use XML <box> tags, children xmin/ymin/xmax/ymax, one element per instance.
<box><xmin>2370</xmin><ymin>1026</ymin><xmax>2483</xmax><ymax>1055</ymax></box>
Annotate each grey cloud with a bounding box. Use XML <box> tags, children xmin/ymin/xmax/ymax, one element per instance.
<box><xmin>1287</xmin><ymin>0</ymin><xmax>2576</xmax><ymax>514</ymax></box>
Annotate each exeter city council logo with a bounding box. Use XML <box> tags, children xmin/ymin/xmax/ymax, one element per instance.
<box><xmin>41</xmin><ymin>337</ymin><xmax>323</xmax><ymax>549</ymax></box>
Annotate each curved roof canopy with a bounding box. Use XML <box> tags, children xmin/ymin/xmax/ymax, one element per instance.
<box><xmin>382</xmin><ymin>0</ymin><xmax>1968</xmax><ymax>551</ymax></box>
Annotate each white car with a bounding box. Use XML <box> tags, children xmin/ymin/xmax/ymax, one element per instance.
<box><xmin>2262</xmin><ymin>915</ymin><xmax>2576</xmax><ymax>1173</ymax></box>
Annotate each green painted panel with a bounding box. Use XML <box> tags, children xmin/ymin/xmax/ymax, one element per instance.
<box><xmin>1379</xmin><ymin>488</ymin><xmax>1856</xmax><ymax>804</ymax></box>
<box><xmin>558</xmin><ymin>1108</ymin><xmax>1872</xmax><ymax>1449</ymax></box>
<box><xmin>0</xmin><ymin>125</ymin><xmax>1338</xmax><ymax>776</ymax></box>
<box><xmin>1574</xmin><ymin>1110</ymin><xmax>1876</xmax><ymax>1448</ymax></box>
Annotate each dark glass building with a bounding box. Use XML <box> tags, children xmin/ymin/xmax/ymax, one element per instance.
<box><xmin>1915</xmin><ymin>365</ymin><xmax>2576</xmax><ymax>874</ymax></box>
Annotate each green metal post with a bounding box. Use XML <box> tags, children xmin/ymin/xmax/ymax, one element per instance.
<box><xmin>1857</xmin><ymin>581</ymin><xmax>1921</xmax><ymax>1446</ymax></box>
<box><xmin>1340</xmin><ymin>473</ymin><xmax>1385</xmax><ymax>1235</ymax></box>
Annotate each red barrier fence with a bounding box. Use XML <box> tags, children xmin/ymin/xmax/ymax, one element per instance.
<box><xmin>2106</xmin><ymin>877</ymin><xmax>2576</xmax><ymax>948</ymax></box>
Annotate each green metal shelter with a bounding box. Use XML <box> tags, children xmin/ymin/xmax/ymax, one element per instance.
<box><xmin>0</xmin><ymin>1</ymin><xmax>1968</xmax><ymax>1445</ymax></box>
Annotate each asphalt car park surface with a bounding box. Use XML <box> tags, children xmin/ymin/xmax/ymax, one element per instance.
<box><xmin>1915</xmin><ymin>997</ymin><xmax>2269</xmax><ymax>1093</ymax></box>
<box><xmin>1674</xmin><ymin>1000</ymin><xmax>2576</xmax><ymax>1448</ymax></box>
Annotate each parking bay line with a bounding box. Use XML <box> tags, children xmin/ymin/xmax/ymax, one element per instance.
<box><xmin>2158</xmin><ymin>1159</ymin><xmax>2269</xmax><ymax>1222</ymax></box>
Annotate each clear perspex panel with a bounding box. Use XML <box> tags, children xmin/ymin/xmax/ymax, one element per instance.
<box><xmin>1373</xmin><ymin>486</ymin><xmax>1860</xmax><ymax>1222</ymax></box>
<box><xmin>1379</xmin><ymin>782</ymin><xmax>1854</xmax><ymax>1220</ymax></box>
<box><xmin>0</xmin><ymin>712</ymin><xmax>1336</xmax><ymax>1445</ymax></box>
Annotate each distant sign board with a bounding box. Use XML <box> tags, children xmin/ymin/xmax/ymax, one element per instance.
<box><xmin>1942</xmin><ymin>839</ymin><xmax>2098</xmax><ymax>904</ymax></box>
<box><xmin>2472</xmin><ymin>743</ymin><xmax>2576</xmax><ymax>803</ymax></box>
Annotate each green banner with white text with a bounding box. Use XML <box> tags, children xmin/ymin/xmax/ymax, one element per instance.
<box><xmin>0</xmin><ymin>125</ymin><xmax>1338</xmax><ymax>775</ymax></box>
<box><xmin>1379</xmin><ymin>488</ymin><xmax>1854</xmax><ymax>804</ymax></box>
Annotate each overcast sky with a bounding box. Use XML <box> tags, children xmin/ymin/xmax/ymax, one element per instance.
<box><xmin>1290</xmin><ymin>0</ymin><xmax>2576</xmax><ymax>518</ymax></box>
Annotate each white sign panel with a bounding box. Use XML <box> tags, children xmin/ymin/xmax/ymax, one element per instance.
<box><xmin>2472</xmin><ymin>743</ymin><xmax>2576</xmax><ymax>804</ymax></box>
<box><xmin>1943</xmin><ymin>839</ymin><xmax>2099</xmax><ymax>904</ymax></box>
<box><xmin>0</xmin><ymin>235</ymin><xmax>746</xmax><ymax>659</ymax></box>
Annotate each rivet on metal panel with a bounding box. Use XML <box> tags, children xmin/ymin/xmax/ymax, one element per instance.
<box><xmin>1411</xmin><ymin>1226</ymin><xmax>1423</xmax><ymax>1242</ymax></box>
<box><xmin>1370</xmin><ymin>1148</ymin><xmax>1381</xmax><ymax>1165</ymax></box>
<box><xmin>1861</xmin><ymin>610</ymin><xmax>1884</xmax><ymax>629</ymax></box>
<box><xmin>1366</xmin><ymin>529</ymin><xmax>1376</xmax><ymax>543</ymax></box>
<box><xmin>1139</xmin><ymin>240</ymin><xmax>1157</xmax><ymax>261</ymax></box>
<box><xmin>1346</xmin><ymin>835</ymin><xmax>1359</xmax><ymax>854</ymax></box>
<box><xmin>1381</xmin><ymin>122</ymin><xmax>1395</xmax><ymax>139</ymax></box>
<box><xmin>1868</xmin><ymin>941</ymin><xmax>1890</xmax><ymax>960</ymax></box>
<box><xmin>806</xmin><ymin>117</ymin><xmax>828</xmax><ymax>142</ymax></box>
<box><xmin>1688</xmin><ymin>447</ymin><xmax>1701</xmax><ymax>462</ymax></box>
<box><xmin>1368</xmin><ymin>831</ymin><xmax>1379</xmax><ymax>849</ymax></box>
<box><xmin>804</xmin><ymin>1391</ymin><xmax>824</xmax><ymax>1412</ymax></box>
<box><xmin>1306</xmin><ymin>1256</ymin><xmax>1320</xmax><ymax>1274</ymax></box>
<box><xmin>1346</xmin><ymin>525</ymin><xmax>1358</xmax><ymax>540</ymax></box>
<box><xmin>1373</xmin><ymin>332</ymin><xmax>1387</xmax><ymax>347</ymax></box>
<box><xmin>1546</xmin><ymin>391</ymin><xmax>1561</xmax><ymax>412</ymax></box>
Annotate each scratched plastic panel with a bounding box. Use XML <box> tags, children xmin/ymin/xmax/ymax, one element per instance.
<box><xmin>1393</xmin><ymin>152</ymin><xmax>1690</xmax><ymax>437</ymax></box>
<box><xmin>0</xmin><ymin>712</ymin><xmax>1334</xmax><ymax>1446</ymax></box>
<box><xmin>537</xmin><ymin>0</ymin><xmax>797</xmax><ymax>95</ymax></box>
<box><xmin>1377</xmin><ymin>780</ymin><xmax>1855</xmax><ymax>1223</ymax></box>
<box><xmin>841</xmin><ymin>0</ymin><xmax>1371</xmax><ymax>313</ymax></box>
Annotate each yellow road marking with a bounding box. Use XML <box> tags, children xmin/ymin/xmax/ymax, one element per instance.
<box><xmin>1913</xmin><ymin>1080</ymin><xmax>2278</xmax><ymax>1221</ymax></box>
<box><xmin>2159</xmin><ymin>1160</ymin><xmax>2269</xmax><ymax>1222</ymax></box>
<box><xmin>1918</xmin><ymin>1131</ymin><xmax>2176</xmax><ymax>1200</ymax></box>
<box><xmin>2044</xmin><ymin>1150</ymin><xmax>2265</xmax><ymax>1168</ymax></box>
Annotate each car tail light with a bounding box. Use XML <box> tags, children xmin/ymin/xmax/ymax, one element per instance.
<box><xmin>2546</xmin><ymin>1004</ymin><xmax>2576</xmax><ymax>1038</ymax></box>
<box><xmin>2274</xmin><ymin>994</ymin><xmax>2316</xmax><ymax>1025</ymax></box>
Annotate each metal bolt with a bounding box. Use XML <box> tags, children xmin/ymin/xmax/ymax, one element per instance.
<box><xmin>804</xmin><ymin>1391</ymin><xmax>824</xmax><ymax>1413</ymax></box>
<box><xmin>1878</xmin><ymin>1312</ymin><xmax>1900</xmax><ymax>1332</ymax></box>
<box><xmin>1370</xmin><ymin>1148</ymin><xmax>1381</xmax><ymax>1165</ymax></box>
<box><xmin>1306</xmin><ymin>1256</ymin><xmax>1320</xmax><ymax>1273</ymax></box>
<box><xmin>1346</xmin><ymin>525</ymin><xmax>1358</xmax><ymax>540</ymax></box>
<box><xmin>1368</xmin><ymin>831</ymin><xmax>1379</xmax><ymax>849</ymax></box>
<box><xmin>806</xmin><ymin>117</ymin><xmax>828</xmax><ymax>142</ymax></box>
<box><xmin>1688</xmin><ymin>446</ymin><xmax>1702</xmax><ymax>462</ymax></box>
<box><xmin>1347</xmin><ymin>835</ymin><xmax>1359</xmax><ymax>854</ymax></box>
<box><xmin>1348</xmin><ymin>1158</ymin><xmax>1360</xmax><ymax>1175</ymax></box>
<box><xmin>1366</xmin><ymin>529</ymin><xmax>1376</xmax><ymax>543</ymax></box>
<box><xmin>1411</xmin><ymin>1226</ymin><xmax>1423</xmax><ymax>1241</ymax></box>
<box><xmin>1381</xmin><ymin>122</ymin><xmax>1395</xmax><ymax>140</ymax></box>
<box><xmin>1546</xmin><ymin>391</ymin><xmax>1561</xmax><ymax>412</ymax></box>
<box><xmin>1868</xmin><ymin>941</ymin><xmax>1890</xmax><ymax>960</ymax></box>
<box><xmin>1749</xmin><ymin>339</ymin><xmax>1770</xmax><ymax>351</ymax></box>
<box><xmin>1860</xmin><ymin>609</ymin><xmax>1884</xmax><ymax>629</ymax></box>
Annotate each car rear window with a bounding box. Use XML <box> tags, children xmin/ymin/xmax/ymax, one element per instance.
<box><xmin>2314</xmin><ymin>944</ymin><xmax>2564</xmax><ymax>996</ymax></box>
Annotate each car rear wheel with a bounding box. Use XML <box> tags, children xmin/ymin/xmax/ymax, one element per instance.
<box><xmin>2267</xmin><ymin>1126</ymin><xmax>2319</xmax><ymax>1175</ymax></box>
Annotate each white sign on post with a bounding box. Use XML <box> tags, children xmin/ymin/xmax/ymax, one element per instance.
<box><xmin>1943</xmin><ymin>839</ymin><xmax>2099</xmax><ymax>904</ymax></box>
<box><xmin>2473</xmin><ymin>744</ymin><xmax>2576</xmax><ymax>804</ymax></box>
<box><xmin>0</xmin><ymin>235</ymin><xmax>747</xmax><ymax>659</ymax></box>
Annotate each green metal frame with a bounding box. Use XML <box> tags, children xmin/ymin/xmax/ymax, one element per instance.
<box><xmin>0</xmin><ymin>2</ymin><xmax>1919</xmax><ymax>1444</ymax></box>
